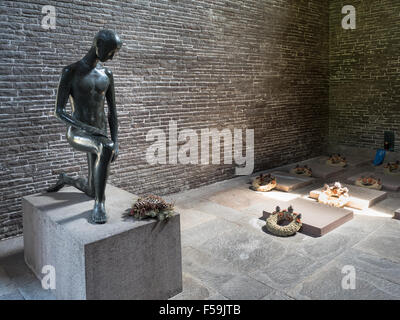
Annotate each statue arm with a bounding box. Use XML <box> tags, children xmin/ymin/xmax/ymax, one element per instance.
<box><xmin>105</xmin><ymin>69</ymin><xmax>119</xmax><ymax>161</ymax></box>
<box><xmin>105</xmin><ymin>69</ymin><xmax>118</xmax><ymax>143</ymax></box>
<box><xmin>55</xmin><ymin>66</ymin><xmax>107</xmax><ymax>136</ymax></box>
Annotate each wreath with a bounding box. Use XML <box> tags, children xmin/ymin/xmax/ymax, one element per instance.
<box><xmin>326</xmin><ymin>154</ymin><xmax>347</xmax><ymax>167</ymax></box>
<box><xmin>318</xmin><ymin>182</ymin><xmax>349</xmax><ymax>208</ymax></box>
<box><xmin>384</xmin><ymin>161</ymin><xmax>400</xmax><ymax>175</ymax></box>
<box><xmin>251</xmin><ymin>173</ymin><xmax>277</xmax><ymax>192</ymax></box>
<box><xmin>130</xmin><ymin>195</ymin><xmax>174</xmax><ymax>221</ymax></box>
<box><xmin>290</xmin><ymin>164</ymin><xmax>312</xmax><ymax>177</ymax></box>
<box><xmin>265</xmin><ymin>206</ymin><xmax>302</xmax><ymax>237</ymax></box>
<box><xmin>355</xmin><ymin>176</ymin><xmax>382</xmax><ymax>190</ymax></box>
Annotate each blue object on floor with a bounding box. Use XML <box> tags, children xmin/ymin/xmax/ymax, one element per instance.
<box><xmin>373</xmin><ymin>149</ymin><xmax>386</xmax><ymax>166</ymax></box>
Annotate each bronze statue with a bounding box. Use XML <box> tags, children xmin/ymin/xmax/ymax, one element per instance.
<box><xmin>47</xmin><ymin>30</ymin><xmax>122</xmax><ymax>224</ymax></box>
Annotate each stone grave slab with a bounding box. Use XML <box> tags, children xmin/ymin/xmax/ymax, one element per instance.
<box><xmin>309</xmin><ymin>183</ymin><xmax>387</xmax><ymax>210</ymax></box>
<box><xmin>207</xmin><ymin>186</ymin><xmax>276</xmax><ymax>211</ymax></box>
<box><xmin>262</xmin><ymin>198</ymin><xmax>353</xmax><ymax>237</ymax></box>
<box><xmin>317</xmin><ymin>155</ymin><xmax>370</xmax><ymax>167</ymax></box>
<box><xmin>346</xmin><ymin>171</ymin><xmax>400</xmax><ymax>192</ymax></box>
<box><xmin>271</xmin><ymin>171</ymin><xmax>315</xmax><ymax>192</ymax></box>
<box><xmin>293</xmin><ymin>159</ymin><xmax>347</xmax><ymax>179</ymax></box>
<box><xmin>338</xmin><ymin>155</ymin><xmax>371</xmax><ymax>167</ymax></box>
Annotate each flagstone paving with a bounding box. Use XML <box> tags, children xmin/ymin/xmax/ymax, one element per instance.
<box><xmin>1</xmin><ymin>161</ymin><xmax>400</xmax><ymax>300</ymax></box>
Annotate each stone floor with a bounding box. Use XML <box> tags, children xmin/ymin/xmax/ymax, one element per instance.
<box><xmin>1</xmin><ymin>159</ymin><xmax>400</xmax><ymax>300</ymax></box>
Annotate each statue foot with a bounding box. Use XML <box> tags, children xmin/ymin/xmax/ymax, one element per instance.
<box><xmin>47</xmin><ymin>173</ymin><xmax>66</xmax><ymax>193</ymax></box>
<box><xmin>91</xmin><ymin>201</ymin><xmax>107</xmax><ymax>224</ymax></box>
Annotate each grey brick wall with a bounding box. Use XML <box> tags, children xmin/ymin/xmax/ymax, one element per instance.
<box><xmin>329</xmin><ymin>0</ymin><xmax>400</xmax><ymax>151</ymax></box>
<box><xmin>0</xmin><ymin>0</ymin><xmax>329</xmax><ymax>240</ymax></box>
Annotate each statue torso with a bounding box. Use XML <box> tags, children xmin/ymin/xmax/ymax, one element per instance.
<box><xmin>69</xmin><ymin>62</ymin><xmax>110</xmax><ymax>131</ymax></box>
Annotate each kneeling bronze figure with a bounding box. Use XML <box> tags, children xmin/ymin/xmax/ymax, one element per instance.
<box><xmin>47</xmin><ymin>30</ymin><xmax>122</xmax><ymax>224</ymax></box>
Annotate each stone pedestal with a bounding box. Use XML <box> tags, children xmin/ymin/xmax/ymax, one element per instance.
<box><xmin>22</xmin><ymin>185</ymin><xmax>182</xmax><ymax>300</ymax></box>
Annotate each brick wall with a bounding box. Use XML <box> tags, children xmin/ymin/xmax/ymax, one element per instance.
<box><xmin>329</xmin><ymin>0</ymin><xmax>400</xmax><ymax>151</ymax></box>
<box><xmin>0</xmin><ymin>0</ymin><xmax>329</xmax><ymax>240</ymax></box>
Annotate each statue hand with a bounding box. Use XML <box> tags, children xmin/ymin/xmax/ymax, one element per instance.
<box><xmin>84</xmin><ymin>125</ymin><xmax>107</xmax><ymax>137</ymax></box>
<box><xmin>111</xmin><ymin>142</ymin><xmax>119</xmax><ymax>162</ymax></box>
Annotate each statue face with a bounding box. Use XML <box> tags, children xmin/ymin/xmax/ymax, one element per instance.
<box><xmin>96</xmin><ymin>40</ymin><xmax>120</xmax><ymax>62</ymax></box>
<box><xmin>96</xmin><ymin>46</ymin><xmax>119</xmax><ymax>62</ymax></box>
<box><xmin>101</xmin><ymin>48</ymin><xmax>119</xmax><ymax>62</ymax></box>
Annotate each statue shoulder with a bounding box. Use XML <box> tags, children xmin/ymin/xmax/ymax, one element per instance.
<box><xmin>104</xmin><ymin>67</ymin><xmax>114</xmax><ymax>79</ymax></box>
<box><xmin>57</xmin><ymin>64</ymin><xmax>77</xmax><ymax>89</ymax></box>
<box><xmin>60</xmin><ymin>63</ymin><xmax>78</xmax><ymax>78</ymax></box>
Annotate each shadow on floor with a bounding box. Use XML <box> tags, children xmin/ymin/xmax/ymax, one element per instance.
<box><xmin>0</xmin><ymin>243</ymin><xmax>56</xmax><ymax>300</ymax></box>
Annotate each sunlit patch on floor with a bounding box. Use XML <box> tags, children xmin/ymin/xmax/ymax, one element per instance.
<box><xmin>257</xmin><ymin>190</ymin><xmax>300</xmax><ymax>202</ymax></box>
<box><xmin>352</xmin><ymin>207</ymin><xmax>392</xmax><ymax>218</ymax></box>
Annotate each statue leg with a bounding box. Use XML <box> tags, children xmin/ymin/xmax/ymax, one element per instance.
<box><xmin>91</xmin><ymin>140</ymin><xmax>114</xmax><ymax>223</ymax></box>
<box><xmin>86</xmin><ymin>153</ymin><xmax>96</xmax><ymax>198</ymax></box>
<box><xmin>47</xmin><ymin>170</ymin><xmax>93</xmax><ymax>198</ymax></box>
<box><xmin>59</xmin><ymin>127</ymin><xmax>115</xmax><ymax>223</ymax></box>
<box><xmin>46</xmin><ymin>174</ymin><xmax>66</xmax><ymax>193</ymax></box>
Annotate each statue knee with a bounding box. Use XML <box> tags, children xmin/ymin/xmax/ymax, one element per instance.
<box><xmin>98</xmin><ymin>141</ymin><xmax>114</xmax><ymax>161</ymax></box>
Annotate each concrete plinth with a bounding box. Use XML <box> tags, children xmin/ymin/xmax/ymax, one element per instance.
<box><xmin>272</xmin><ymin>171</ymin><xmax>315</xmax><ymax>192</ymax></box>
<box><xmin>309</xmin><ymin>183</ymin><xmax>387</xmax><ymax>210</ymax></box>
<box><xmin>22</xmin><ymin>185</ymin><xmax>182</xmax><ymax>300</ymax></box>
<box><xmin>262</xmin><ymin>198</ymin><xmax>353</xmax><ymax>237</ymax></box>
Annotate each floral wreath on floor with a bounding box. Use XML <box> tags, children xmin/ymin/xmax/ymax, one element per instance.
<box><xmin>130</xmin><ymin>195</ymin><xmax>174</xmax><ymax>221</ymax></box>
<box><xmin>384</xmin><ymin>160</ymin><xmax>400</xmax><ymax>175</ymax></box>
<box><xmin>326</xmin><ymin>154</ymin><xmax>347</xmax><ymax>167</ymax></box>
<box><xmin>265</xmin><ymin>205</ymin><xmax>302</xmax><ymax>237</ymax></box>
<box><xmin>318</xmin><ymin>182</ymin><xmax>349</xmax><ymax>208</ymax></box>
<box><xmin>251</xmin><ymin>173</ymin><xmax>277</xmax><ymax>192</ymax></box>
<box><xmin>290</xmin><ymin>164</ymin><xmax>312</xmax><ymax>177</ymax></box>
<box><xmin>355</xmin><ymin>175</ymin><xmax>382</xmax><ymax>190</ymax></box>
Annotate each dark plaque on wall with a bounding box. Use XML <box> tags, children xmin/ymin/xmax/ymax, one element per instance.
<box><xmin>384</xmin><ymin>131</ymin><xmax>395</xmax><ymax>152</ymax></box>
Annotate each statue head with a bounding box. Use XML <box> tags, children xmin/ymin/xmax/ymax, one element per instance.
<box><xmin>93</xmin><ymin>30</ymin><xmax>122</xmax><ymax>62</ymax></box>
